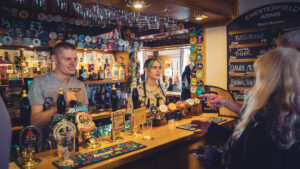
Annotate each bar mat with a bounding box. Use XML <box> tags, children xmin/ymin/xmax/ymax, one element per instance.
<box><xmin>53</xmin><ymin>141</ymin><xmax>146</xmax><ymax>169</ymax></box>
<box><xmin>205</xmin><ymin>117</ymin><xmax>227</xmax><ymax>124</ymax></box>
<box><xmin>176</xmin><ymin>124</ymin><xmax>199</xmax><ymax>131</ymax></box>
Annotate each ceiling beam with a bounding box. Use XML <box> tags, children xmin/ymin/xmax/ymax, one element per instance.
<box><xmin>96</xmin><ymin>0</ymin><xmax>124</xmax><ymax>7</ymax></box>
<box><xmin>165</xmin><ymin>0</ymin><xmax>235</xmax><ymax>18</ymax></box>
<box><xmin>202</xmin><ymin>18</ymin><xmax>232</xmax><ymax>27</ymax></box>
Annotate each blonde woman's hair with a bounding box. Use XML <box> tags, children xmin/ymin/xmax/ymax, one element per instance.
<box><xmin>233</xmin><ymin>48</ymin><xmax>300</xmax><ymax>149</ymax></box>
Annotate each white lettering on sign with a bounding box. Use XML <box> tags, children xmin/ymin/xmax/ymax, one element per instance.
<box><xmin>245</xmin><ymin>4</ymin><xmax>299</xmax><ymax>21</ymax></box>
<box><xmin>257</xmin><ymin>20</ymin><xmax>285</xmax><ymax>27</ymax></box>
<box><xmin>230</xmin><ymin>65</ymin><xmax>245</xmax><ymax>72</ymax></box>
<box><xmin>231</xmin><ymin>79</ymin><xmax>244</xmax><ymax>86</ymax></box>
<box><xmin>233</xmin><ymin>33</ymin><xmax>265</xmax><ymax>41</ymax></box>
<box><xmin>234</xmin><ymin>48</ymin><xmax>251</xmax><ymax>57</ymax></box>
<box><xmin>260</xmin><ymin>12</ymin><xmax>281</xmax><ymax>19</ymax></box>
<box><xmin>246</xmin><ymin>65</ymin><xmax>254</xmax><ymax>72</ymax></box>
<box><xmin>231</xmin><ymin>78</ymin><xmax>255</xmax><ymax>87</ymax></box>
<box><xmin>233</xmin><ymin>93</ymin><xmax>246</xmax><ymax>100</ymax></box>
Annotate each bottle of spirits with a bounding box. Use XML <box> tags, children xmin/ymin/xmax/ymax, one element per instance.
<box><xmin>0</xmin><ymin>55</ymin><xmax>3</xmax><ymax>64</ymax></box>
<box><xmin>111</xmin><ymin>84</ymin><xmax>119</xmax><ymax>111</ymax></box>
<box><xmin>111</xmin><ymin>63</ymin><xmax>119</xmax><ymax>80</ymax></box>
<box><xmin>116</xmin><ymin>84</ymin><xmax>122</xmax><ymax>110</ymax></box>
<box><xmin>118</xmin><ymin>63</ymin><xmax>125</xmax><ymax>80</ymax></box>
<box><xmin>14</xmin><ymin>51</ymin><xmax>20</xmax><ymax>70</ymax></box>
<box><xmin>79</xmin><ymin>66</ymin><xmax>87</xmax><ymax>81</ymax></box>
<box><xmin>99</xmin><ymin>87</ymin><xmax>105</xmax><ymax>111</ymax></box>
<box><xmin>92</xmin><ymin>68</ymin><xmax>98</xmax><ymax>80</ymax></box>
<box><xmin>57</xmin><ymin>88</ymin><xmax>66</xmax><ymax>114</ymax></box>
<box><xmin>98</xmin><ymin>66</ymin><xmax>104</xmax><ymax>80</ymax></box>
<box><xmin>4</xmin><ymin>52</ymin><xmax>13</xmax><ymax>74</ymax></box>
<box><xmin>20</xmin><ymin>90</ymin><xmax>31</xmax><ymax>127</ymax></box>
<box><xmin>37</xmin><ymin>61</ymin><xmax>41</xmax><ymax>76</ymax></box>
<box><xmin>104</xmin><ymin>86</ymin><xmax>110</xmax><ymax>110</ymax></box>
<box><xmin>104</xmin><ymin>59</ymin><xmax>111</xmax><ymax>80</ymax></box>
<box><xmin>95</xmin><ymin>87</ymin><xmax>101</xmax><ymax>110</ymax></box>
<box><xmin>88</xmin><ymin>67</ymin><xmax>94</xmax><ymax>80</ymax></box>
<box><xmin>19</xmin><ymin>50</ymin><xmax>26</xmax><ymax>67</ymax></box>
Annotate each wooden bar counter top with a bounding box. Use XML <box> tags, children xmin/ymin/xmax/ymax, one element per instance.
<box><xmin>35</xmin><ymin>114</ymin><xmax>235</xmax><ymax>169</ymax></box>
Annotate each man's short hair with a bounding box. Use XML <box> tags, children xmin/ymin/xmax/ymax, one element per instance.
<box><xmin>276</xmin><ymin>29</ymin><xmax>300</xmax><ymax>47</ymax></box>
<box><xmin>51</xmin><ymin>43</ymin><xmax>76</xmax><ymax>56</ymax></box>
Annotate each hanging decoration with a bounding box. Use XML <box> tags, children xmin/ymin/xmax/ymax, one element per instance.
<box><xmin>189</xmin><ymin>25</ymin><xmax>205</xmax><ymax>96</ymax></box>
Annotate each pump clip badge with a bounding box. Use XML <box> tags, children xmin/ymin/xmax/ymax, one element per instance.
<box><xmin>150</xmin><ymin>106</ymin><xmax>158</xmax><ymax>115</ymax></box>
<box><xmin>190</xmin><ymin>86</ymin><xmax>196</xmax><ymax>93</ymax></box>
<box><xmin>190</xmin><ymin>53</ymin><xmax>196</xmax><ymax>61</ymax></box>
<box><xmin>53</xmin><ymin>119</ymin><xmax>76</xmax><ymax>140</ymax></box>
<box><xmin>19</xmin><ymin>126</ymin><xmax>42</xmax><ymax>149</ymax></box>
<box><xmin>76</xmin><ymin>112</ymin><xmax>96</xmax><ymax>132</ymax></box>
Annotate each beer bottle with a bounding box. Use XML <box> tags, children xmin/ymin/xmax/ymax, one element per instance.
<box><xmin>20</xmin><ymin>90</ymin><xmax>31</xmax><ymax>127</ymax></box>
<box><xmin>57</xmin><ymin>88</ymin><xmax>66</xmax><ymax>114</ymax></box>
<box><xmin>99</xmin><ymin>87</ymin><xmax>105</xmax><ymax>111</ymax></box>
<box><xmin>132</xmin><ymin>83</ymin><xmax>139</xmax><ymax>109</ymax></box>
<box><xmin>111</xmin><ymin>84</ymin><xmax>119</xmax><ymax>111</ymax></box>
<box><xmin>79</xmin><ymin>66</ymin><xmax>87</xmax><ymax>81</ymax></box>
<box><xmin>104</xmin><ymin>86</ymin><xmax>110</xmax><ymax>110</ymax></box>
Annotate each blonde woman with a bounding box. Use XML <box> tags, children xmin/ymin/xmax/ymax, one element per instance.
<box><xmin>193</xmin><ymin>48</ymin><xmax>300</xmax><ymax>169</ymax></box>
<box><xmin>222</xmin><ymin>48</ymin><xmax>300</xmax><ymax>169</ymax></box>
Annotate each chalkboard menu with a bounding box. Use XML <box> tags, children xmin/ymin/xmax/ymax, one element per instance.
<box><xmin>229</xmin><ymin>62</ymin><xmax>254</xmax><ymax>73</ymax></box>
<box><xmin>229</xmin><ymin>44</ymin><xmax>271</xmax><ymax>59</ymax></box>
<box><xmin>227</xmin><ymin>2</ymin><xmax>300</xmax><ymax>103</ymax></box>
<box><xmin>229</xmin><ymin>76</ymin><xmax>255</xmax><ymax>88</ymax></box>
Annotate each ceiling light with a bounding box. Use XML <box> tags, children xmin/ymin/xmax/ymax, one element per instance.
<box><xmin>195</xmin><ymin>14</ymin><xmax>208</xmax><ymax>21</ymax></box>
<box><xmin>134</xmin><ymin>3</ymin><xmax>143</xmax><ymax>9</ymax></box>
<box><xmin>126</xmin><ymin>0</ymin><xmax>150</xmax><ymax>9</ymax></box>
<box><xmin>195</xmin><ymin>17</ymin><xmax>203</xmax><ymax>20</ymax></box>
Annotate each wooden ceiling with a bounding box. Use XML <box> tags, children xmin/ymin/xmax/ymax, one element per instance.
<box><xmin>95</xmin><ymin>0</ymin><xmax>238</xmax><ymax>27</ymax></box>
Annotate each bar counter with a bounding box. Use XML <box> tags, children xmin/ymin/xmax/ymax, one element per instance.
<box><xmin>34</xmin><ymin>114</ymin><xmax>235</xmax><ymax>169</ymax></box>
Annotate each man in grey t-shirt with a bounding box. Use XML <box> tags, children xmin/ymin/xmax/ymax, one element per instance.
<box><xmin>0</xmin><ymin>96</ymin><xmax>11</xmax><ymax>169</ymax></box>
<box><xmin>28</xmin><ymin>43</ymin><xmax>88</xmax><ymax>150</ymax></box>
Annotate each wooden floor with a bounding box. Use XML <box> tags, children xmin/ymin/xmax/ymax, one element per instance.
<box><xmin>31</xmin><ymin>114</ymin><xmax>234</xmax><ymax>169</ymax></box>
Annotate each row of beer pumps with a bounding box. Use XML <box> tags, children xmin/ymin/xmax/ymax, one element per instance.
<box><xmin>16</xmin><ymin>84</ymin><xmax>129</xmax><ymax>168</ymax></box>
<box><xmin>16</xmin><ymin>83</ymin><xmax>205</xmax><ymax>168</ymax></box>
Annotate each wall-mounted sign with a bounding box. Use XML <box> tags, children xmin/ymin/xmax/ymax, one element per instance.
<box><xmin>227</xmin><ymin>2</ymin><xmax>300</xmax><ymax>102</ymax></box>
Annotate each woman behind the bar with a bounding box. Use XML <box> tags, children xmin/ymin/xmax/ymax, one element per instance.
<box><xmin>127</xmin><ymin>58</ymin><xmax>166</xmax><ymax>111</ymax></box>
<box><xmin>221</xmin><ymin>48</ymin><xmax>300</xmax><ymax>169</ymax></box>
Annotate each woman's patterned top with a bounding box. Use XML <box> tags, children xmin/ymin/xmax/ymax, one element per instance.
<box><xmin>127</xmin><ymin>81</ymin><xmax>166</xmax><ymax>113</ymax></box>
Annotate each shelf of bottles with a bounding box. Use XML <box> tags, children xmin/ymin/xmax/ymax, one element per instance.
<box><xmin>0</xmin><ymin>47</ymin><xmax>128</xmax><ymax>84</ymax></box>
<box><xmin>77</xmin><ymin>51</ymin><xmax>127</xmax><ymax>83</ymax></box>
<box><xmin>0</xmin><ymin>49</ymin><xmax>52</xmax><ymax>85</ymax></box>
<box><xmin>76</xmin><ymin>50</ymin><xmax>130</xmax><ymax>113</ymax></box>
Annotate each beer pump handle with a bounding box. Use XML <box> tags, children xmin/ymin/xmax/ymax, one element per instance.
<box><xmin>47</xmin><ymin>139</ymin><xmax>53</xmax><ymax>150</ymax></box>
<box><xmin>15</xmin><ymin>145</ymin><xmax>21</xmax><ymax>159</ymax></box>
